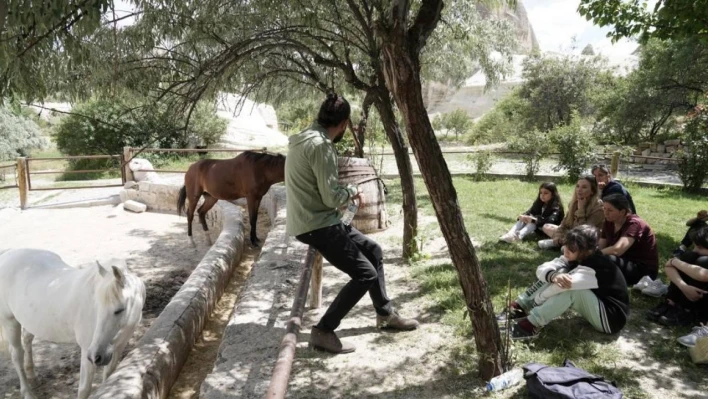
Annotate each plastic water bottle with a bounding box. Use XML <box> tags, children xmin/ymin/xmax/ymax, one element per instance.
<box><xmin>341</xmin><ymin>200</ymin><xmax>359</xmax><ymax>226</ymax></box>
<box><xmin>486</xmin><ymin>368</ymin><xmax>524</xmax><ymax>392</ymax></box>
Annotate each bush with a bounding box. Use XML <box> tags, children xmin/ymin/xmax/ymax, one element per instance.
<box><xmin>549</xmin><ymin>112</ymin><xmax>596</xmax><ymax>182</ymax></box>
<box><xmin>677</xmin><ymin>105</ymin><xmax>708</xmax><ymax>192</ymax></box>
<box><xmin>508</xmin><ymin>129</ymin><xmax>551</xmax><ymax>178</ymax></box>
<box><xmin>432</xmin><ymin>109</ymin><xmax>473</xmax><ymax>141</ymax></box>
<box><xmin>468</xmin><ymin>92</ymin><xmax>528</xmax><ymax>145</ymax></box>
<box><xmin>467</xmin><ymin>151</ymin><xmax>495</xmax><ymax>181</ymax></box>
<box><xmin>0</xmin><ymin>107</ymin><xmax>46</xmax><ymax>161</ymax></box>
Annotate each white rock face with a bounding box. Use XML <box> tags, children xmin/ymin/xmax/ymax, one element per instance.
<box><xmin>129</xmin><ymin>158</ymin><xmax>162</xmax><ymax>183</ymax></box>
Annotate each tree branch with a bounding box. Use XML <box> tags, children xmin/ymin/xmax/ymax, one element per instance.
<box><xmin>408</xmin><ymin>0</ymin><xmax>444</xmax><ymax>53</ymax></box>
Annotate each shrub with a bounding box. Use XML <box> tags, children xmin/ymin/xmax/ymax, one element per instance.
<box><xmin>432</xmin><ymin>109</ymin><xmax>473</xmax><ymax>141</ymax></box>
<box><xmin>467</xmin><ymin>151</ymin><xmax>495</xmax><ymax>181</ymax></box>
<box><xmin>0</xmin><ymin>107</ymin><xmax>46</xmax><ymax>161</ymax></box>
<box><xmin>468</xmin><ymin>92</ymin><xmax>529</xmax><ymax>145</ymax></box>
<box><xmin>508</xmin><ymin>129</ymin><xmax>551</xmax><ymax>178</ymax></box>
<box><xmin>549</xmin><ymin>112</ymin><xmax>596</xmax><ymax>182</ymax></box>
<box><xmin>677</xmin><ymin>104</ymin><xmax>708</xmax><ymax>192</ymax></box>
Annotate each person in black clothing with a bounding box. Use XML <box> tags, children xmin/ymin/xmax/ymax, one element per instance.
<box><xmin>672</xmin><ymin>209</ymin><xmax>708</xmax><ymax>257</ymax></box>
<box><xmin>498</xmin><ymin>225</ymin><xmax>630</xmax><ymax>340</ymax></box>
<box><xmin>647</xmin><ymin>226</ymin><xmax>708</xmax><ymax>326</ymax></box>
<box><xmin>591</xmin><ymin>164</ymin><xmax>637</xmax><ymax>214</ymax></box>
<box><xmin>500</xmin><ymin>182</ymin><xmax>564</xmax><ymax>243</ymax></box>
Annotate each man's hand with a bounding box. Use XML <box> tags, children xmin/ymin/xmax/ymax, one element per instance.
<box><xmin>353</xmin><ymin>190</ymin><xmax>365</xmax><ymax>207</ymax></box>
<box><xmin>598</xmin><ymin>182</ymin><xmax>607</xmax><ymax>190</ymax></box>
<box><xmin>519</xmin><ymin>215</ymin><xmax>533</xmax><ymax>224</ymax></box>
<box><xmin>680</xmin><ymin>284</ymin><xmax>708</xmax><ymax>302</ymax></box>
<box><xmin>552</xmin><ymin>273</ymin><xmax>573</xmax><ymax>289</ymax></box>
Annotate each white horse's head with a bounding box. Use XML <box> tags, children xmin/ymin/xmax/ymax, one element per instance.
<box><xmin>87</xmin><ymin>260</ymin><xmax>146</xmax><ymax>367</ymax></box>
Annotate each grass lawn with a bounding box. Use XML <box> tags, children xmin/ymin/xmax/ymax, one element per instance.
<box><xmin>385</xmin><ymin>176</ymin><xmax>707</xmax><ymax>398</ymax></box>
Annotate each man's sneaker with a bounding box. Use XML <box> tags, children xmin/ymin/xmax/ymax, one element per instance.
<box><xmin>538</xmin><ymin>239</ymin><xmax>558</xmax><ymax>250</ymax></box>
<box><xmin>678</xmin><ymin>324</ymin><xmax>708</xmax><ymax>347</ymax></box>
<box><xmin>658</xmin><ymin>306</ymin><xmax>695</xmax><ymax>327</ymax></box>
<box><xmin>496</xmin><ymin>306</ymin><xmax>528</xmax><ymax>326</ymax></box>
<box><xmin>376</xmin><ymin>310</ymin><xmax>420</xmax><ymax>330</ymax></box>
<box><xmin>309</xmin><ymin>326</ymin><xmax>356</xmax><ymax>354</ymax></box>
<box><xmin>646</xmin><ymin>301</ymin><xmax>672</xmax><ymax>322</ymax></box>
<box><xmin>641</xmin><ymin>279</ymin><xmax>669</xmax><ymax>297</ymax></box>
<box><xmin>499</xmin><ymin>232</ymin><xmax>520</xmax><ymax>243</ymax></box>
<box><xmin>633</xmin><ymin>275</ymin><xmax>654</xmax><ymax>291</ymax></box>
<box><xmin>510</xmin><ymin>318</ymin><xmax>540</xmax><ymax>340</ymax></box>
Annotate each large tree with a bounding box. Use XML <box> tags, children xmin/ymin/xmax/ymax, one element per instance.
<box><xmin>375</xmin><ymin>0</ymin><xmax>506</xmax><ymax>379</ymax></box>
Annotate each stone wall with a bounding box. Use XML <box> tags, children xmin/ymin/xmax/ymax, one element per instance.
<box><xmin>597</xmin><ymin>138</ymin><xmax>683</xmax><ymax>171</ymax></box>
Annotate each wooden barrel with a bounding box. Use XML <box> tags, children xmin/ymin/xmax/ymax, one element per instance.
<box><xmin>338</xmin><ymin>157</ymin><xmax>389</xmax><ymax>233</ymax></box>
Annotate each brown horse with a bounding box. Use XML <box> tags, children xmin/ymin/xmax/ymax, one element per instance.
<box><xmin>177</xmin><ymin>151</ymin><xmax>285</xmax><ymax>246</ymax></box>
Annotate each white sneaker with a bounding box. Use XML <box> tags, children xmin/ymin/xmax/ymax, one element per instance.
<box><xmin>633</xmin><ymin>275</ymin><xmax>654</xmax><ymax>291</ymax></box>
<box><xmin>538</xmin><ymin>239</ymin><xmax>557</xmax><ymax>250</ymax></box>
<box><xmin>641</xmin><ymin>279</ymin><xmax>669</xmax><ymax>297</ymax></box>
<box><xmin>678</xmin><ymin>324</ymin><xmax>708</xmax><ymax>347</ymax></box>
<box><xmin>500</xmin><ymin>232</ymin><xmax>519</xmax><ymax>243</ymax></box>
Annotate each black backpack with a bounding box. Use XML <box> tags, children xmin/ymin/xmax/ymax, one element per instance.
<box><xmin>523</xmin><ymin>360</ymin><xmax>623</xmax><ymax>399</ymax></box>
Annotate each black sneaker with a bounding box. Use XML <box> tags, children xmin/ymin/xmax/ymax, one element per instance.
<box><xmin>510</xmin><ymin>318</ymin><xmax>540</xmax><ymax>340</ymax></box>
<box><xmin>496</xmin><ymin>307</ymin><xmax>528</xmax><ymax>326</ymax></box>
<box><xmin>646</xmin><ymin>302</ymin><xmax>672</xmax><ymax>322</ymax></box>
<box><xmin>658</xmin><ymin>306</ymin><xmax>695</xmax><ymax>327</ymax></box>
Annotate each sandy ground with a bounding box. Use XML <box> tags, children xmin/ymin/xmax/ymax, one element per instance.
<box><xmin>0</xmin><ymin>204</ymin><xmax>215</xmax><ymax>399</ymax></box>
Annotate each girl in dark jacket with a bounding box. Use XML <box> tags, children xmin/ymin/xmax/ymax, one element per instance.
<box><xmin>500</xmin><ymin>182</ymin><xmax>564</xmax><ymax>243</ymax></box>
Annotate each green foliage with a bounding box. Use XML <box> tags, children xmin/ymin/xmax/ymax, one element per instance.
<box><xmin>432</xmin><ymin>109</ymin><xmax>473</xmax><ymax>140</ymax></box>
<box><xmin>466</xmin><ymin>150</ymin><xmax>495</xmax><ymax>181</ymax></box>
<box><xmin>507</xmin><ymin>130</ymin><xmax>552</xmax><ymax>178</ymax></box>
<box><xmin>0</xmin><ymin>107</ymin><xmax>46</xmax><ymax>161</ymax></box>
<box><xmin>468</xmin><ymin>90</ymin><xmax>528</xmax><ymax>145</ymax></box>
<box><xmin>275</xmin><ymin>98</ymin><xmax>320</xmax><ymax>135</ymax></box>
<box><xmin>54</xmin><ymin>97</ymin><xmax>226</xmax><ymax>177</ymax></box>
<box><xmin>549</xmin><ymin>112</ymin><xmax>596</xmax><ymax>182</ymax></box>
<box><xmin>677</xmin><ymin>103</ymin><xmax>708</xmax><ymax>192</ymax></box>
<box><xmin>592</xmin><ymin>38</ymin><xmax>708</xmax><ymax>144</ymax></box>
<box><xmin>579</xmin><ymin>0</ymin><xmax>708</xmax><ymax>43</ymax></box>
<box><xmin>520</xmin><ymin>53</ymin><xmax>614</xmax><ymax>132</ymax></box>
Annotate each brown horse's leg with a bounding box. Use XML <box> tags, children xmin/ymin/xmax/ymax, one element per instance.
<box><xmin>186</xmin><ymin>191</ymin><xmax>201</xmax><ymax>237</ymax></box>
<box><xmin>197</xmin><ymin>194</ymin><xmax>218</xmax><ymax>232</ymax></box>
<box><xmin>247</xmin><ymin>195</ymin><xmax>262</xmax><ymax>247</ymax></box>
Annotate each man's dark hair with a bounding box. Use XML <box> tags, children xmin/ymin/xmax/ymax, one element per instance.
<box><xmin>602</xmin><ymin>193</ymin><xmax>632</xmax><ymax>213</ymax></box>
<box><xmin>694</xmin><ymin>226</ymin><xmax>708</xmax><ymax>249</ymax></box>
<box><xmin>317</xmin><ymin>93</ymin><xmax>350</xmax><ymax>128</ymax></box>
<box><xmin>591</xmin><ymin>164</ymin><xmax>611</xmax><ymax>175</ymax></box>
<box><xmin>565</xmin><ymin>225</ymin><xmax>599</xmax><ymax>254</ymax></box>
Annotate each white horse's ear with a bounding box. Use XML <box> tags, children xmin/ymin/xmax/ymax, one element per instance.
<box><xmin>112</xmin><ymin>266</ymin><xmax>125</xmax><ymax>288</ymax></box>
<box><xmin>96</xmin><ymin>261</ymin><xmax>107</xmax><ymax>277</ymax></box>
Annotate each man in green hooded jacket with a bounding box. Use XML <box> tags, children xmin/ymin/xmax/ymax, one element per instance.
<box><xmin>285</xmin><ymin>93</ymin><xmax>419</xmax><ymax>354</ymax></box>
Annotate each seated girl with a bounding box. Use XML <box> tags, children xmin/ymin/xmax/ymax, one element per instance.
<box><xmin>538</xmin><ymin>175</ymin><xmax>604</xmax><ymax>250</ymax></box>
<box><xmin>591</xmin><ymin>164</ymin><xmax>637</xmax><ymax>214</ymax></box>
<box><xmin>498</xmin><ymin>225</ymin><xmax>629</xmax><ymax>340</ymax></box>
<box><xmin>500</xmin><ymin>182</ymin><xmax>564</xmax><ymax>243</ymax></box>
<box><xmin>647</xmin><ymin>226</ymin><xmax>708</xmax><ymax>327</ymax></box>
<box><xmin>672</xmin><ymin>209</ymin><xmax>708</xmax><ymax>257</ymax></box>
<box><xmin>599</xmin><ymin>193</ymin><xmax>659</xmax><ymax>286</ymax></box>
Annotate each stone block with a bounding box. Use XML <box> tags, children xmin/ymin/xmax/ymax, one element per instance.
<box><xmin>650</xmin><ymin>143</ymin><xmax>658</xmax><ymax>151</ymax></box>
<box><xmin>119</xmin><ymin>189</ymin><xmax>129</xmax><ymax>203</ymax></box>
<box><xmin>641</xmin><ymin>149</ymin><xmax>651</xmax><ymax>156</ymax></box>
<box><xmin>646</xmin><ymin>157</ymin><xmax>656</xmax><ymax>164</ymax></box>
<box><xmin>634</xmin><ymin>149</ymin><xmax>644</xmax><ymax>156</ymax></box>
<box><xmin>650</xmin><ymin>152</ymin><xmax>663</xmax><ymax>158</ymax></box>
<box><xmin>661</xmin><ymin>153</ymin><xmax>672</xmax><ymax>158</ymax></box>
<box><xmin>639</xmin><ymin>142</ymin><xmax>652</xmax><ymax>149</ymax></box>
<box><xmin>664</xmin><ymin>139</ymin><xmax>681</xmax><ymax>146</ymax></box>
<box><xmin>124</xmin><ymin>200</ymin><xmax>147</xmax><ymax>213</ymax></box>
<box><xmin>635</xmin><ymin>157</ymin><xmax>647</xmax><ymax>164</ymax></box>
<box><xmin>657</xmin><ymin>144</ymin><xmax>665</xmax><ymax>153</ymax></box>
<box><xmin>666</xmin><ymin>146</ymin><xmax>677</xmax><ymax>153</ymax></box>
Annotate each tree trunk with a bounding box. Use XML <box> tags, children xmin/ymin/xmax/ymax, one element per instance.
<box><xmin>377</xmin><ymin>8</ymin><xmax>504</xmax><ymax>379</ymax></box>
<box><xmin>373</xmin><ymin>87</ymin><xmax>418</xmax><ymax>259</ymax></box>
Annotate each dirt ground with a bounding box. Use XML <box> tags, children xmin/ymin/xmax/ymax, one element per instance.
<box><xmin>0</xmin><ymin>204</ymin><xmax>231</xmax><ymax>399</ymax></box>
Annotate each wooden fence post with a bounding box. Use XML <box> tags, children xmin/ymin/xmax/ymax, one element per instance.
<box><xmin>16</xmin><ymin>157</ymin><xmax>28</xmax><ymax>209</ymax></box>
<box><xmin>123</xmin><ymin>146</ymin><xmax>134</xmax><ymax>183</ymax></box>
<box><xmin>309</xmin><ymin>251</ymin><xmax>323</xmax><ymax>309</ymax></box>
<box><xmin>611</xmin><ymin>151</ymin><xmax>620</xmax><ymax>177</ymax></box>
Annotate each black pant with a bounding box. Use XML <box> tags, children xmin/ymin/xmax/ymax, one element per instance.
<box><xmin>607</xmin><ymin>255</ymin><xmax>657</xmax><ymax>286</ymax></box>
<box><xmin>296</xmin><ymin>223</ymin><xmax>393</xmax><ymax>331</ymax></box>
<box><xmin>667</xmin><ymin>255</ymin><xmax>708</xmax><ymax>322</ymax></box>
<box><xmin>681</xmin><ymin>220</ymin><xmax>707</xmax><ymax>247</ymax></box>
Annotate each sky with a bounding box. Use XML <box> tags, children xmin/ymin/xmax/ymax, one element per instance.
<box><xmin>523</xmin><ymin>0</ymin><xmax>652</xmax><ymax>61</ymax></box>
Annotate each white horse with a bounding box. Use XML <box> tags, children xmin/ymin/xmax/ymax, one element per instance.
<box><xmin>0</xmin><ymin>248</ymin><xmax>146</xmax><ymax>399</ymax></box>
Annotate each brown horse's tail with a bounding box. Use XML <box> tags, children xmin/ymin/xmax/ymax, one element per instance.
<box><xmin>177</xmin><ymin>185</ymin><xmax>187</xmax><ymax>217</ymax></box>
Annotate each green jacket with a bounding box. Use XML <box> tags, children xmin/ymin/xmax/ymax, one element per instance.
<box><xmin>285</xmin><ymin>122</ymin><xmax>357</xmax><ymax>236</ymax></box>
